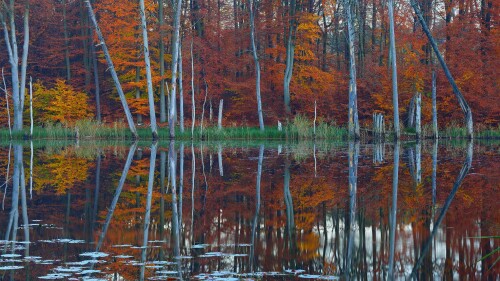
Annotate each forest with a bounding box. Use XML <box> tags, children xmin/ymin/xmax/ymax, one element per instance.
<box><xmin>0</xmin><ymin>0</ymin><xmax>498</xmax><ymax>139</ymax></box>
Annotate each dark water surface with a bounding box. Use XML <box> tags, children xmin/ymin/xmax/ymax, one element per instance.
<box><xmin>0</xmin><ymin>140</ymin><xmax>498</xmax><ymax>280</ymax></box>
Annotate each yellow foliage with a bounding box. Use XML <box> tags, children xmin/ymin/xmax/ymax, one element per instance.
<box><xmin>32</xmin><ymin>80</ymin><xmax>93</xmax><ymax>125</ymax></box>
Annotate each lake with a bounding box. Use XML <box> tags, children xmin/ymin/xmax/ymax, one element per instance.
<box><xmin>0</xmin><ymin>140</ymin><xmax>498</xmax><ymax>280</ymax></box>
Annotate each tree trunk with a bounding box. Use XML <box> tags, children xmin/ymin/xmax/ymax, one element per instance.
<box><xmin>139</xmin><ymin>0</ymin><xmax>158</xmax><ymax>139</ymax></box>
<box><xmin>249</xmin><ymin>0</ymin><xmax>265</xmax><ymax>131</ymax></box>
<box><xmin>29</xmin><ymin>77</ymin><xmax>33</xmax><ymax>137</ymax></box>
<box><xmin>191</xmin><ymin>39</ymin><xmax>196</xmax><ymax>137</ymax></box>
<box><xmin>217</xmin><ymin>99</ymin><xmax>223</xmax><ymax>129</ymax></box>
<box><xmin>159</xmin><ymin>0</ymin><xmax>167</xmax><ymax>123</ymax></box>
<box><xmin>84</xmin><ymin>0</ymin><xmax>137</xmax><ymax>138</ymax></box>
<box><xmin>388</xmin><ymin>0</ymin><xmax>400</xmax><ymax>139</ymax></box>
<box><xmin>415</xmin><ymin>92</ymin><xmax>421</xmax><ymax>139</ymax></box>
<box><xmin>0</xmin><ymin>0</ymin><xmax>30</xmax><ymax>132</ymax></box>
<box><xmin>90</xmin><ymin>36</ymin><xmax>101</xmax><ymax>122</ymax></box>
<box><xmin>432</xmin><ymin>70</ymin><xmax>438</xmax><ymax>138</ymax></box>
<box><xmin>283</xmin><ymin>0</ymin><xmax>297</xmax><ymax>117</ymax></box>
<box><xmin>1</xmin><ymin>69</ymin><xmax>11</xmax><ymax>137</ymax></box>
<box><xmin>63</xmin><ymin>0</ymin><xmax>71</xmax><ymax>81</ymax></box>
<box><xmin>345</xmin><ymin>0</ymin><xmax>360</xmax><ymax>139</ymax></box>
<box><xmin>169</xmin><ymin>0</ymin><xmax>183</xmax><ymax>138</ymax></box>
<box><xmin>388</xmin><ymin>141</ymin><xmax>399</xmax><ymax>279</ymax></box>
<box><xmin>179</xmin><ymin>43</ymin><xmax>185</xmax><ymax>133</ymax></box>
<box><xmin>410</xmin><ymin>0</ymin><xmax>473</xmax><ymax>138</ymax></box>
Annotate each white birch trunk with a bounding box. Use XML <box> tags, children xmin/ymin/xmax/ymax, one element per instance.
<box><xmin>190</xmin><ymin>40</ymin><xmax>196</xmax><ymax>137</ymax></box>
<box><xmin>415</xmin><ymin>92</ymin><xmax>421</xmax><ymax>139</ymax></box>
<box><xmin>1</xmin><ymin>69</ymin><xmax>11</xmax><ymax>138</ymax></box>
<box><xmin>432</xmin><ymin>70</ymin><xmax>438</xmax><ymax>138</ymax></box>
<box><xmin>249</xmin><ymin>0</ymin><xmax>265</xmax><ymax>130</ymax></box>
<box><xmin>345</xmin><ymin>0</ymin><xmax>360</xmax><ymax>139</ymax></box>
<box><xmin>179</xmin><ymin>43</ymin><xmax>185</xmax><ymax>133</ymax></box>
<box><xmin>388</xmin><ymin>0</ymin><xmax>400</xmax><ymax>139</ymax></box>
<box><xmin>139</xmin><ymin>0</ymin><xmax>158</xmax><ymax>139</ymax></box>
<box><xmin>218</xmin><ymin>99</ymin><xmax>223</xmax><ymax>129</ymax></box>
<box><xmin>29</xmin><ymin>76</ymin><xmax>33</xmax><ymax>137</ymax></box>
<box><xmin>169</xmin><ymin>0</ymin><xmax>183</xmax><ymax>138</ymax></box>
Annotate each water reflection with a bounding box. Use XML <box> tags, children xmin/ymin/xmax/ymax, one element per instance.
<box><xmin>0</xmin><ymin>140</ymin><xmax>498</xmax><ymax>280</ymax></box>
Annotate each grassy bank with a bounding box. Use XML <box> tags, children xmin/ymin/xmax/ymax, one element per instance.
<box><xmin>0</xmin><ymin>118</ymin><xmax>498</xmax><ymax>141</ymax></box>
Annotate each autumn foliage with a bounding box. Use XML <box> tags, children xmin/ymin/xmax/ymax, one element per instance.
<box><xmin>0</xmin><ymin>0</ymin><xmax>498</xmax><ymax>128</ymax></box>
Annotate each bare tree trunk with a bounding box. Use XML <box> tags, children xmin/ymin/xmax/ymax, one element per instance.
<box><xmin>345</xmin><ymin>0</ymin><xmax>360</xmax><ymax>139</ymax></box>
<box><xmin>191</xmin><ymin>39</ymin><xmax>196</xmax><ymax>137</ymax></box>
<box><xmin>388</xmin><ymin>141</ymin><xmax>399</xmax><ymax>279</ymax></box>
<box><xmin>432</xmin><ymin>71</ymin><xmax>438</xmax><ymax>138</ymax></box>
<box><xmin>217</xmin><ymin>99</ymin><xmax>223</xmax><ymax>129</ymax></box>
<box><xmin>159</xmin><ymin>0</ymin><xmax>167</xmax><ymax>123</ymax></box>
<box><xmin>29</xmin><ymin>77</ymin><xmax>33</xmax><ymax>137</ymax></box>
<box><xmin>139</xmin><ymin>142</ymin><xmax>156</xmax><ymax>280</ymax></box>
<box><xmin>179</xmin><ymin>43</ymin><xmax>185</xmax><ymax>133</ymax></box>
<box><xmin>0</xmin><ymin>0</ymin><xmax>30</xmax><ymax>132</ymax></box>
<box><xmin>249</xmin><ymin>0</ymin><xmax>265</xmax><ymax>130</ymax></box>
<box><xmin>90</xmin><ymin>35</ymin><xmax>101</xmax><ymax>122</ymax></box>
<box><xmin>63</xmin><ymin>0</ymin><xmax>71</xmax><ymax>81</ymax></box>
<box><xmin>388</xmin><ymin>0</ymin><xmax>400</xmax><ymax>139</ymax></box>
<box><xmin>84</xmin><ymin>0</ymin><xmax>138</xmax><ymax>138</ymax></box>
<box><xmin>415</xmin><ymin>92</ymin><xmax>421</xmax><ymax>139</ymax></box>
<box><xmin>2</xmin><ymin>69</ymin><xmax>12</xmax><ymax>138</ymax></box>
<box><xmin>169</xmin><ymin>0</ymin><xmax>183</xmax><ymax>138</ymax></box>
<box><xmin>283</xmin><ymin>0</ymin><xmax>297</xmax><ymax>117</ymax></box>
<box><xmin>200</xmin><ymin>82</ymin><xmax>208</xmax><ymax>136</ymax></box>
<box><xmin>410</xmin><ymin>0</ymin><xmax>473</xmax><ymax>138</ymax></box>
<box><xmin>139</xmin><ymin>0</ymin><xmax>158</xmax><ymax>139</ymax></box>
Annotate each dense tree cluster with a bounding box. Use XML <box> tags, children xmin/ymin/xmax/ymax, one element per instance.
<box><xmin>0</xmin><ymin>0</ymin><xmax>497</xmax><ymax>132</ymax></box>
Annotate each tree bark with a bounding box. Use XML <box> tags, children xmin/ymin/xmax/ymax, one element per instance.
<box><xmin>159</xmin><ymin>0</ymin><xmax>167</xmax><ymax>123</ymax></box>
<box><xmin>63</xmin><ymin>0</ymin><xmax>71</xmax><ymax>81</ymax></box>
<box><xmin>84</xmin><ymin>0</ymin><xmax>138</xmax><ymax>138</ymax></box>
<box><xmin>169</xmin><ymin>0</ymin><xmax>183</xmax><ymax>138</ymax></box>
<box><xmin>410</xmin><ymin>0</ymin><xmax>473</xmax><ymax>138</ymax></box>
<box><xmin>388</xmin><ymin>0</ymin><xmax>400</xmax><ymax>139</ymax></box>
<box><xmin>190</xmin><ymin>39</ymin><xmax>196</xmax><ymax>137</ymax></box>
<box><xmin>179</xmin><ymin>43</ymin><xmax>185</xmax><ymax>133</ymax></box>
<box><xmin>432</xmin><ymin>70</ymin><xmax>438</xmax><ymax>138</ymax></box>
<box><xmin>90</xmin><ymin>35</ymin><xmax>101</xmax><ymax>122</ymax></box>
<box><xmin>0</xmin><ymin>0</ymin><xmax>29</xmax><ymax>131</ymax></box>
<box><xmin>249</xmin><ymin>0</ymin><xmax>265</xmax><ymax>131</ymax></box>
<box><xmin>345</xmin><ymin>0</ymin><xmax>360</xmax><ymax>139</ymax></box>
<box><xmin>139</xmin><ymin>0</ymin><xmax>158</xmax><ymax>139</ymax></box>
<box><xmin>415</xmin><ymin>92</ymin><xmax>421</xmax><ymax>139</ymax></box>
<box><xmin>283</xmin><ymin>0</ymin><xmax>297</xmax><ymax>117</ymax></box>
<box><xmin>217</xmin><ymin>99</ymin><xmax>223</xmax><ymax>129</ymax></box>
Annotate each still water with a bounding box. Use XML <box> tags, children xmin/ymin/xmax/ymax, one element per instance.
<box><xmin>0</xmin><ymin>140</ymin><xmax>498</xmax><ymax>280</ymax></box>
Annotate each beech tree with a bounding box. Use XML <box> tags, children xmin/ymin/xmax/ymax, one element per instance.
<box><xmin>345</xmin><ymin>0</ymin><xmax>360</xmax><ymax>139</ymax></box>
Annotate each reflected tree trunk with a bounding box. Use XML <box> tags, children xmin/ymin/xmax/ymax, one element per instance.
<box><xmin>179</xmin><ymin>143</ymin><xmax>184</xmax><ymax>239</ymax></box>
<box><xmin>169</xmin><ymin>140</ymin><xmax>183</xmax><ymax>279</ymax></box>
<box><xmin>140</xmin><ymin>142</ymin><xmax>157</xmax><ymax>281</ymax></box>
<box><xmin>159</xmin><ymin>150</ymin><xmax>167</xmax><ymax>260</ymax></box>
<box><xmin>191</xmin><ymin>143</ymin><xmax>196</xmax><ymax>247</ymax></box>
<box><xmin>250</xmin><ymin>145</ymin><xmax>264</xmax><ymax>272</ymax></box>
<box><xmin>2</xmin><ymin>143</ymin><xmax>12</xmax><ymax>210</ymax></box>
<box><xmin>410</xmin><ymin>141</ymin><xmax>473</xmax><ymax>278</ymax></box>
<box><xmin>218</xmin><ymin>144</ymin><xmax>223</xmax><ymax>177</ymax></box>
<box><xmin>345</xmin><ymin>141</ymin><xmax>359</xmax><ymax>279</ymax></box>
<box><xmin>388</xmin><ymin>142</ymin><xmax>400</xmax><ymax>280</ymax></box>
<box><xmin>284</xmin><ymin>155</ymin><xmax>295</xmax><ymax>268</ymax></box>
<box><xmin>95</xmin><ymin>143</ymin><xmax>137</xmax><ymax>252</ymax></box>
